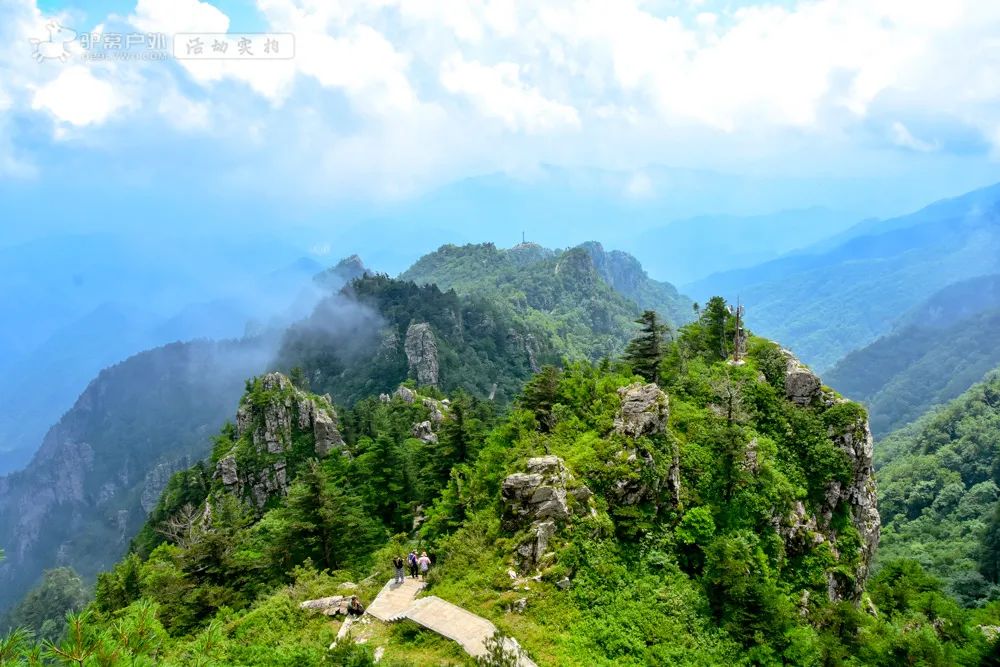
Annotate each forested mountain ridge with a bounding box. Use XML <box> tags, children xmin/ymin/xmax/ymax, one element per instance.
<box><xmin>686</xmin><ymin>182</ymin><xmax>1000</xmax><ymax>371</ymax></box>
<box><xmin>0</xmin><ymin>246</ymin><xmax>685</xmax><ymax>620</ymax></box>
<box><xmin>400</xmin><ymin>241</ymin><xmax>694</xmax><ymax>358</ymax></box>
<box><xmin>876</xmin><ymin>369</ymin><xmax>1000</xmax><ymax>608</ymax></box>
<box><xmin>0</xmin><ymin>338</ymin><xmax>276</xmax><ymax>613</ymax></box>
<box><xmin>827</xmin><ymin>274</ymin><xmax>1000</xmax><ymax>436</ymax></box>
<box><xmin>11</xmin><ymin>303</ymin><xmax>988</xmax><ymax>665</ymax></box>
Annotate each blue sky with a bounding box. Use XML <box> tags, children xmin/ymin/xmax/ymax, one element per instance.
<box><xmin>3</xmin><ymin>0</ymin><xmax>1000</xmax><ymax>262</ymax></box>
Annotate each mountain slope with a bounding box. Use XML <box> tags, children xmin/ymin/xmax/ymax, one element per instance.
<box><xmin>400</xmin><ymin>241</ymin><xmax>694</xmax><ymax>359</ymax></box>
<box><xmin>28</xmin><ymin>304</ymin><xmax>998</xmax><ymax>664</ymax></box>
<box><xmin>686</xmin><ymin>183</ymin><xmax>1000</xmax><ymax>371</ymax></box>
<box><xmin>0</xmin><ymin>244</ymin><xmax>329</xmax><ymax>476</ymax></box>
<box><xmin>826</xmin><ymin>275</ymin><xmax>1000</xmax><ymax>435</ymax></box>
<box><xmin>0</xmin><ymin>266</ymin><xmax>564</xmax><ymax>615</ymax></box>
<box><xmin>626</xmin><ymin>208</ymin><xmax>857</xmax><ymax>284</ymax></box>
<box><xmin>876</xmin><ymin>370</ymin><xmax>1000</xmax><ymax>606</ymax></box>
<box><xmin>0</xmin><ymin>337</ymin><xmax>274</xmax><ymax>612</ymax></box>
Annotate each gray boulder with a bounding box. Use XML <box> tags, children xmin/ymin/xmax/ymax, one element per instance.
<box><xmin>404</xmin><ymin>322</ymin><xmax>440</xmax><ymax>387</ymax></box>
<box><xmin>613</xmin><ymin>383</ymin><xmax>669</xmax><ymax>437</ymax></box>
<box><xmin>783</xmin><ymin>352</ymin><xmax>821</xmax><ymax>406</ymax></box>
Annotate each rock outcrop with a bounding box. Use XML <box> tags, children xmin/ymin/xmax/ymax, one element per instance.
<box><xmin>821</xmin><ymin>410</ymin><xmax>881</xmax><ymax>601</ymax></box>
<box><xmin>216</xmin><ymin>373</ymin><xmax>344</xmax><ymax>509</ymax></box>
<box><xmin>611</xmin><ymin>383</ymin><xmax>680</xmax><ymax>506</ymax></box>
<box><xmin>772</xmin><ymin>359</ymin><xmax>880</xmax><ymax>603</ymax></box>
<box><xmin>502</xmin><ymin>456</ymin><xmax>590</xmax><ymax>571</ymax></box>
<box><xmin>140</xmin><ymin>458</ymin><xmax>191</xmax><ymax>515</ymax></box>
<box><xmin>412</xmin><ymin>420</ymin><xmax>438</xmax><ymax>444</ymax></box>
<box><xmin>613</xmin><ymin>383</ymin><xmax>669</xmax><ymax>438</ymax></box>
<box><xmin>783</xmin><ymin>351</ymin><xmax>821</xmax><ymax>406</ymax></box>
<box><xmin>299</xmin><ymin>596</ymin><xmax>354</xmax><ymax>616</ymax></box>
<box><xmin>404</xmin><ymin>322</ymin><xmax>440</xmax><ymax>387</ymax></box>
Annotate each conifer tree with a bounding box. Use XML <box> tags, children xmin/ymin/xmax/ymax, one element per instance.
<box><xmin>624</xmin><ymin>310</ymin><xmax>669</xmax><ymax>384</ymax></box>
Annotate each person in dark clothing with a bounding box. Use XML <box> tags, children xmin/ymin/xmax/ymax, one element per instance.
<box><xmin>407</xmin><ymin>551</ymin><xmax>419</xmax><ymax>579</ymax></box>
<box><xmin>393</xmin><ymin>555</ymin><xmax>405</xmax><ymax>584</ymax></box>
<box><xmin>347</xmin><ymin>596</ymin><xmax>365</xmax><ymax>616</ymax></box>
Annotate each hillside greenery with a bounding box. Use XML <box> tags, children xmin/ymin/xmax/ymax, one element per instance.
<box><xmin>688</xmin><ymin>183</ymin><xmax>1000</xmax><ymax>371</ymax></box>
<box><xmin>400</xmin><ymin>242</ymin><xmax>693</xmax><ymax>361</ymax></box>
<box><xmin>828</xmin><ymin>296</ymin><xmax>1000</xmax><ymax>437</ymax></box>
<box><xmin>4</xmin><ymin>303</ymin><xmax>998</xmax><ymax>665</ymax></box>
<box><xmin>876</xmin><ymin>370</ymin><xmax>1000</xmax><ymax>607</ymax></box>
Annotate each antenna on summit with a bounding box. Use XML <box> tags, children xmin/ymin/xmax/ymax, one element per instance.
<box><xmin>522</xmin><ymin>231</ymin><xmax>525</xmax><ymax>244</ymax></box>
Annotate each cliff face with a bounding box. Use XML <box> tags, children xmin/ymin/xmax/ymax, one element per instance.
<box><xmin>775</xmin><ymin>353</ymin><xmax>881</xmax><ymax>602</ymax></box>
<box><xmin>215</xmin><ymin>372</ymin><xmax>344</xmax><ymax>509</ymax></box>
<box><xmin>404</xmin><ymin>322</ymin><xmax>440</xmax><ymax>387</ymax></box>
<box><xmin>0</xmin><ymin>338</ymin><xmax>270</xmax><ymax>613</ymax></box>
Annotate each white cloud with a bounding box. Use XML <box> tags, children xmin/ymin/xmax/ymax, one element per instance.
<box><xmin>625</xmin><ymin>171</ymin><xmax>653</xmax><ymax>198</ymax></box>
<box><xmin>890</xmin><ymin>121</ymin><xmax>937</xmax><ymax>152</ymax></box>
<box><xmin>158</xmin><ymin>88</ymin><xmax>210</xmax><ymax>130</ymax></box>
<box><xmin>2</xmin><ymin>0</ymin><xmax>1000</xmax><ymax>194</ymax></box>
<box><xmin>440</xmin><ymin>56</ymin><xmax>580</xmax><ymax>133</ymax></box>
<box><xmin>131</xmin><ymin>0</ymin><xmax>296</xmax><ymax>101</ymax></box>
<box><xmin>30</xmin><ymin>66</ymin><xmax>130</xmax><ymax>126</ymax></box>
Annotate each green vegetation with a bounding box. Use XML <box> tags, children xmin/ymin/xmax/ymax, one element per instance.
<box><xmin>278</xmin><ymin>273</ymin><xmax>558</xmax><ymax>406</ymax></box>
<box><xmin>828</xmin><ymin>307</ymin><xmax>1000</xmax><ymax>436</ymax></box>
<box><xmin>688</xmin><ymin>184</ymin><xmax>1000</xmax><ymax>371</ymax></box>
<box><xmin>622</xmin><ymin>310</ymin><xmax>669</xmax><ymax>384</ymax></box>
<box><xmin>1</xmin><ymin>568</ymin><xmax>89</xmax><ymax>643</ymax></box>
<box><xmin>400</xmin><ymin>242</ymin><xmax>693</xmax><ymax>361</ymax></box>
<box><xmin>4</xmin><ymin>301</ymin><xmax>996</xmax><ymax>665</ymax></box>
<box><xmin>877</xmin><ymin>370</ymin><xmax>1000</xmax><ymax>606</ymax></box>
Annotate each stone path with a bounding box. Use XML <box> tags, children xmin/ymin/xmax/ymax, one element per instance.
<box><xmin>364</xmin><ymin>579</ymin><xmax>537</xmax><ymax>667</ymax></box>
<box><xmin>365</xmin><ymin>578</ymin><xmax>426</xmax><ymax>621</ymax></box>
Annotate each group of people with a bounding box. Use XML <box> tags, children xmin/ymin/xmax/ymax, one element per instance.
<box><xmin>393</xmin><ymin>550</ymin><xmax>431</xmax><ymax>584</ymax></box>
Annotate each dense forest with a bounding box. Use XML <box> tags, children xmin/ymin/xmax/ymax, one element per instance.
<box><xmin>876</xmin><ymin>370</ymin><xmax>1000</xmax><ymax>607</ymax></box>
<box><xmin>4</xmin><ymin>301</ymin><xmax>999</xmax><ymax>665</ymax></box>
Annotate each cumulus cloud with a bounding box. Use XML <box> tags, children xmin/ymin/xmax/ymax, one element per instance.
<box><xmin>30</xmin><ymin>66</ymin><xmax>131</xmax><ymax>126</ymax></box>
<box><xmin>440</xmin><ymin>56</ymin><xmax>580</xmax><ymax>133</ymax></box>
<box><xmin>1</xmin><ymin>0</ymin><xmax>999</xmax><ymax>196</ymax></box>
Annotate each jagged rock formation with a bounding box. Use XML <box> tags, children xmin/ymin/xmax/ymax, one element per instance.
<box><xmin>140</xmin><ymin>458</ymin><xmax>192</xmax><ymax>515</ymax></box>
<box><xmin>611</xmin><ymin>383</ymin><xmax>680</xmax><ymax>507</ymax></box>
<box><xmin>613</xmin><ymin>382</ymin><xmax>670</xmax><ymax>437</ymax></box>
<box><xmin>784</xmin><ymin>351</ymin><xmax>822</xmax><ymax>406</ymax></box>
<box><xmin>773</xmin><ymin>360</ymin><xmax>881</xmax><ymax>602</ymax></box>
<box><xmin>412</xmin><ymin>421</ymin><xmax>438</xmax><ymax>444</ymax></box>
<box><xmin>404</xmin><ymin>322</ymin><xmax>440</xmax><ymax>387</ymax></box>
<box><xmin>0</xmin><ymin>338</ymin><xmax>269</xmax><ymax>614</ymax></box>
<box><xmin>821</xmin><ymin>410</ymin><xmax>881</xmax><ymax>601</ymax></box>
<box><xmin>215</xmin><ymin>373</ymin><xmax>344</xmax><ymax>508</ymax></box>
<box><xmin>502</xmin><ymin>456</ymin><xmax>590</xmax><ymax>571</ymax></box>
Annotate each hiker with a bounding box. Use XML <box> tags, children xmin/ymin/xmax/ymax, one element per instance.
<box><xmin>392</xmin><ymin>555</ymin><xmax>405</xmax><ymax>584</ymax></box>
<box><xmin>417</xmin><ymin>551</ymin><xmax>431</xmax><ymax>581</ymax></box>
<box><xmin>408</xmin><ymin>551</ymin><xmax>419</xmax><ymax>579</ymax></box>
<box><xmin>347</xmin><ymin>595</ymin><xmax>365</xmax><ymax>616</ymax></box>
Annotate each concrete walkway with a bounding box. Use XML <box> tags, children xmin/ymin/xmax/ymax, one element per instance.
<box><xmin>365</xmin><ymin>578</ymin><xmax>426</xmax><ymax>621</ymax></box>
<box><xmin>364</xmin><ymin>579</ymin><xmax>537</xmax><ymax>667</ymax></box>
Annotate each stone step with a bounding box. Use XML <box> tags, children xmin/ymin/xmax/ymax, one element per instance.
<box><xmin>364</xmin><ymin>578</ymin><xmax>426</xmax><ymax>622</ymax></box>
<box><xmin>362</xmin><ymin>578</ymin><xmax>536</xmax><ymax>667</ymax></box>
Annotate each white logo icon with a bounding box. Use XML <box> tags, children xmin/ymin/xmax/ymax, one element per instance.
<box><xmin>30</xmin><ymin>21</ymin><xmax>77</xmax><ymax>63</ymax></box>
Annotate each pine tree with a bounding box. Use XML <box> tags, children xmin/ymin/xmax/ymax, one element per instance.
<box><xmin>624</xmin><ymin>310</ymin><xmax>669</xmax><ymax>384</ymax></box>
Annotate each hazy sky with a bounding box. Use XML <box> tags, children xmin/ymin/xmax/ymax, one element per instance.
<box><xmin>3</xmin><ymin>0</ymin><xmax>1000</xmax><ymax>251</ymax></box>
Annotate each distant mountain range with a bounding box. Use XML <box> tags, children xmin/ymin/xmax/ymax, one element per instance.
<box><xmin>826</xmin><ymin>274</ymin><xmax>1000</xmax><ymax>436</ymax></box>
<box><xmin>687</xmin><ymin>182</ymin><xmax>1000</xmax><ymax>371</ymax></box>
<box><xmin>0</xmin><ymin>234</ymin><xmax>331</xmax><ymax>476</ymax></box>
